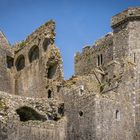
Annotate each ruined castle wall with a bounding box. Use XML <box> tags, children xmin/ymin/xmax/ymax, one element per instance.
<box><xmin>12</xmin><ymin>21</ymin><xmax>63</xmax><ymax>97</ymax></box>
<box><xmin>0</xmin><ymin>32</ymin><xmax>14</xmax><ymax>94</ymax></box>
<box><xmin>95</xmin><ymin>94</ymin><xmax>134</xmax><ymax>140</ymax></box>
<box><xmin>112</xmin><ymin>8</ymin><xmax>140</xmax><ymax>139</ymax></box>
<box><xmin>64</xmin><ymin>91</ymin><xmax>96</xmax><ymax>140</ymax></box>
<box><xmin>0</xmin><ymin>91</ymin><xmax>67</xmax><ymax>140</ymax></box>
<box><xmin>75</xmin><ymin>33</ymin><xmax>113</xmax><ymax>76</ymax></box>
<box><xmin>62</xmin><ymin>75</ymin><xmax>100</xmax><ymax>140</ymax></box>
<box><xmin>112</xmin><ymin>22</ymin><xmax>129</xmax><ymax>61</ymax></box>
<box><xmin>0</xmin><ymin>120</ymin><xmax>67</xmax><ymax>140</ymax></box>
<box><xmin>127</xmin><ymin>20</ymin><xmax>140</xmax><ymax>140</ymax></box>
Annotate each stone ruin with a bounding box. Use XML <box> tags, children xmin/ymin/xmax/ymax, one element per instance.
<box><xmin>0</xmin><ymin>7</ymin><xmax>140</xmax><ymax>140</ymax></box>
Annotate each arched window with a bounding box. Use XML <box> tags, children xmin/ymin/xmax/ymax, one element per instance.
<box><xmin>43</xmin><ymin>38</ymin><xmax>50</xmax><ymax>51</ymax></box>
<box><xmin>28</xmin><ymin>45</ymin><xmax>39</xmax><ymax>63</ymax></box>
<box><xmin>15</xmin><ymin>55</ymin><xmax>25</xmax><ymax>71</ymax></box>
<box><xmin>47</xmin><ymin>63</ymin><xmax>57</xmax><ymax>79</ymax></box>
<box><xmin>116</xmin><ymin>110</ymin><xmax>120</xmax><ymax>121</ymax></box>
<box><xmin>16</xmin><ymin>106</ymin><xmax>46</xmax><ymax>122</ymax></box>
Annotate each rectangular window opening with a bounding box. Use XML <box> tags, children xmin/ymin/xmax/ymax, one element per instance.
<box><xmin>7</xmin><ymin>56</ymin><xmax>14</xmax><ymax>69</ymax></box>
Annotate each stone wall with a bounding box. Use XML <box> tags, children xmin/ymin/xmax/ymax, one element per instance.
<box><xmin>95</xmin><ymin>93</ymin><xmax>134</xmax><ymax>140</ymax></box>
<box><xmin>75</xmin><ymin>33</ymin><xmax>113</xmax><ymax>76</ymax></box>
<box><xmin>0</xmin><ymin>32</ymin><xmax>14</xmax><ymax>94</ymax></box>
<box><xmin>0</xmin><ymin>91</ymin><xmax>66</xmax><ymax>140</ymax></box>
<box><xmin>1</xmin><ymin>20</ymin><xmax>64</xmax><ymax>98</ymax></box>
<box><xmin>127</xmin><ymin>20</ymin><xmax>140</xmax><ymax>140</ymax></box>
<box><xmin>62</xmin><ymin>75</ymin><xmax>99</xmax><ymax>140</ymax></box>
<box><xmin>0</xmin><ymin>120</ymin><xmax>67</xmax><ymax>140</ymax></box>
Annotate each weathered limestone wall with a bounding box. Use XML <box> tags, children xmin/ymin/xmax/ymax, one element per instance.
<box><xmin>127</xmin><ymin>20</ymin><xmax>140</xmax><ymax>140</ymax></box>
<box><xmin>61</xmin><ymin>75</ymin><xmax>100</xmax><ymax>140</ymax></box>
<box><xmin>0</xmin><ymin>32</ymin><xmax>14</xmax><ymax>94</ymax></box>
<box><xmin>64</xmin><ymin>90</ymin><xmax>96</xmax><ymax>140</ymax></box>
<box><xmin>0</xmin><ymin>91</ymin><xmax>66</xmax><ymax>140</ymax></box>
<box><xmin>11</xmin><ymin>20</ymin><xmax>63</xmax><ymax>97</ymax></box>
<box><xmin>95</xmin><ymin>93</ymin><xmax>134</xmax><ymax>140</ymax></box>
<box><xmin>112</xmin><ymin>8</ymin><xmax>140</xmax><ymax>139</ymax></box>
<box><xmin>0</xmin><ymin>120</ymin><xmax>67</xmax><ymax>140</ymax></box>
<box><xmin>75</xmin><ymin>33</ymin><xmax>113</xmax><ymax>76</ymax></box>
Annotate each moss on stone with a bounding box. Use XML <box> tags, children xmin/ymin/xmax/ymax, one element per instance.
<box><xmin>19</xmin><ymin>41</ymin><xmax>26</xmax><ymax>48</ymax></box>
<box><xmin>0</xmin><ymin>99</ymin><xmax>5</xmax><ymax>110</ymax></box>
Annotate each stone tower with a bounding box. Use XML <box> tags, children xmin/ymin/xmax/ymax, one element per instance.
<box><xmin>112</xmin><ymin>7</ymin><xmax>140</xmax><ymax>139</ymax></box>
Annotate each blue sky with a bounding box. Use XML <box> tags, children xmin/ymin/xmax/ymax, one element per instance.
<box><xmin>0</xmin><ymin>0</ymin><xmax>140</xmax><ymax>79</ymax></box>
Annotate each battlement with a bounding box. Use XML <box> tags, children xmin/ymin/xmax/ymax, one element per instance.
<box><xmin>75</xmin><ymin>32</ymin><xmax>113</xmax><ymax>75</ymax></box>
<box><xmin>112</xmin><ymin>7</ymin><xmax>140</xmax><ymax>28</ymax></box>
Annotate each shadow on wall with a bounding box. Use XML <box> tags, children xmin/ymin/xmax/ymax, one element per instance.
<box><xmin>16</xmin><ymin>106</ymin><xmax>46</xmax><ymax>122</ymax></box>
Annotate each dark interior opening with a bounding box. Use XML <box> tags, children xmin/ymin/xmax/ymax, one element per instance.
<box><xmin>134</xmin><ymin>53</ymin><xmax>136</xmax><ymax>63</ymax></box>
<box><xmin>79</xmin><ymin>111</ymin><xmax>83</xmax><ymax>117</ymax></box>
<box><xmin>28</xmin><ymin>45</ymin><xmax>39</xmax><ymax>63</ymax></box>
<box><xmin>48</xmin><ymin>90</ymin><xmax>52</xmax><ymax>98</ymax></box>
<box><xmin>15</xmin><ymin>55</ymin><xmax>25</xmax><ymax>71</ymax></box>
<box><xmin>98</xmin><ymin>55</ymin><xmax>100</xmax><ymax>66</ymax></box>
<box><xmin>7</xmin><ymin>56</ymin><xmax>14</xmax><ymax>68</ymax></box>
<box><xmin>16</xmin><ymin>106</ymin><xmax>46</xmax><ymax>122</ymax></box>
<box><xmin>47</xmin><ymin>64</ymin><xmax>57</xmax><ymax>79</ymax></box>
<box><xmin>57</xmin><ymin>86</ymin><xmax>61</xmax><ymax>92</ymax></box>
<box><xmin>58</xmin><ymin>103</ymin><xmax>64</xmax><ymax>116</ymax></box>
<box><xmin>43</xmin><ymin>38</ymin><xmax>50</xmax><ymax>51</ymax></box>
<box><xmin>116</xmin><ymin>110</ymin><xmax>120</xmax><ymax>120</ymax></box>
<box><xmin>101</xmin><ymin>54</ymin><xmax>103</xmax><ymax>65</ymax></box>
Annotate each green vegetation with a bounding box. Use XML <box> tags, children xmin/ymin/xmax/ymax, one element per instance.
<box><xmin>19</xmin><ymin>41</ymin><xmax>26</xmax><ymax>48</ymax></box>
<box><xmin>0</xmin><ymin>99</ymin><xmax>5</xmax><ymax>110</ymax></box>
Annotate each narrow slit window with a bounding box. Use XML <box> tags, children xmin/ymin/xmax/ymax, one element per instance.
<box><xmin>134</xmin><ymin>53</ymin><xmax>136</xmax><ymax>63</ymax></box>
<box><xmin>98</xmin><ymin>55</ymin><xmax>100</xmax><ymax>66</ymax></box>
<box><xmin>100</xmin><ymin>54</ymin><xmax>103</xmax><ymax>65</ymax></box>
<box><xmin>116</xmin><ymin>110</ymin><xmax>120</xmax><ymax>121</ymax></box>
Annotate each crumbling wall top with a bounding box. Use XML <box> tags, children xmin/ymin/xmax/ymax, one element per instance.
<box><xmin>111</xmin><ymin>7</ymin><xmax>140</xmax><ymax>28</ymax></box>
<box><xmin>75</xmin><ymin>32</ymin><xmax>113</xmax><ymax>62</ymax></box>
<box><xmin>12</xmin><ymin>20</ymin><xmax>55</xmax><ymax>53</ymax></box>
<box><xmin>0</xmin><ymin>31</ymin><xmax>12</xmax><ymax>53</ymax></box>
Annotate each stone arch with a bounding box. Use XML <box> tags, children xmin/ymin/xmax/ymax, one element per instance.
<box><xmin>16</xmin><ymin>106</ymin><xmax>46</xmax><ymax>122</ymax></box>
<box><xmin>43</xmin><ymin>38</ymin><xmax>50</xmax><ymax>51</ymax></box>
<box><xmin>15</xmin><ymin>55</ymin><xmax>25</xmax><ymax>71</ymax></box>
<box><xmin>28</xmin><ymin>45</ymin><xmax>39</xmax><ymax>63</ymax></box>
<box><xmin>47</xmin><ymin>63</ymin><xmax>57</xmax><ymax>79</ymax></box>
